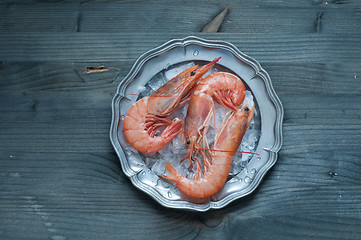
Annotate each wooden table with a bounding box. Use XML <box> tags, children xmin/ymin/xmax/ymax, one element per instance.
<box><xmin>1</xmin><ymin>1</ymin><xmax>361</xmax><ymax>239</ymax></box>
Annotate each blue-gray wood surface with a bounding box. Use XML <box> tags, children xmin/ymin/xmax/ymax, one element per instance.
<box><xmin>1</xmin><ymin>1</ymin><xmax>361</xmax><ymax>239</ymax></box>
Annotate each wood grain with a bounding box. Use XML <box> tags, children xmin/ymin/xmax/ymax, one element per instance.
<box><xmin>1</xmin><ymin>0</ymin><xmax>361</xmax><ymax>239</ymax></box>
<box><xmin>1</xmin><ymin>1</ymin><xmax>361</xmax><ymax>34</ymax></box>
<box><xmin>0</xmin><ymin>91</ymin><xmax>360</xmax><ymax>155</ymax></box>
<box><xmin>1</xmin><ymin>61</ymin><xmax>360</xmax><ymax>94</ymax></box>
<box><xmin>1</xmin><ymin>33</ymin><xmax>361</xmax><ymax>63</ymax></box>
<box><xmin>1</xmin><ymin>151</ymin><xmax>361</xmax><ymax>239</ymax></box>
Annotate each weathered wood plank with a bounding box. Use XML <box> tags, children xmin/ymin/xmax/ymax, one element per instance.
<box><xmin>0</xmin><ymin>62</ymin><xmax>123</xmax><ymax>92</ymax></box>
<box><xmin>221</xmin><ymin>4</ymin><xmax>361</xmax><ymax>34</ymax></box>
<box><xmin>3</xmin><ymin>0</ymin><xmax>361</xmax><ymax>5</ymax></box>
<box><xmin>264</xmin><ymin>62</ymin><xmax>361</xmax><ymax>95</ymax></box>
<box><xmin>1</xmin><ymin>61</ymin><xmax>360</xmax><ymax>94</ymax></box>
<box><xmin>199</xmin><ymin>215</ymin><xmax>361</xmax><ymax>240</ymax></box>
<box><xmin>1</xmin><ymin>186</ymin><xmax>361</xmax><ymax>239</ymax></box>
<box><xmin>1</xmin><ymin>1</ymin><xmax>361</xmax><ymax>34</ymax></box>
<box><xmin>1</xmin><ymin>33</ymin><xmax>361</xmax><ymax>63</ymax></box>
<box><xmin>0</xmin><ymin>91</ymin><xmax>113</xmax><ymax>153</ymax></box>
<box><xmin>0</xmin><ymin>3</ymin><xmax>79</xmax><ymax>32</ymax></box>
<box><xmin>1</xmin><ymin>150</ymin><xmax>361</xmax><ymax>239</ymax></box>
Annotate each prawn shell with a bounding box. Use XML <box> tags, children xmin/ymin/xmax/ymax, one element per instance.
<box><xmin>123</xmin><ymin>97</ymin><xmax>169</xmax><ymax>153</ymax></box>
<box><xmin>197</xmin><ymin>72</ymin><xmax>246</xmax><ymax>106</ymax></box>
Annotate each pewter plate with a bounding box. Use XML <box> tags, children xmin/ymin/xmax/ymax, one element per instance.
<box><xmin>110</xmin><ymin>36</ymin><xmax>283</xmax><ymax>211</ymax></box>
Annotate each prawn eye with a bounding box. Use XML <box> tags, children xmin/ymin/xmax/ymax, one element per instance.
<box><xmin>186</xmin><ymin>140</ymin><xmax>191</xmax><ymax>145</ymax></box>
<box><xmin>245</xmin><ymin>107</ymin><xmax>249</xmax><ymax>111</ymax></box>
<box><xmin>190</xmin><ymin>71</ymin><xmax>195</xmax><ymax>76</ymax></box>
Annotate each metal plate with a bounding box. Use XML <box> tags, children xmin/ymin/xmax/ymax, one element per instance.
<box><xmin>110</xmin><ymin>36</ymin><xmax>283</xmax><ymax>211</ymax></box>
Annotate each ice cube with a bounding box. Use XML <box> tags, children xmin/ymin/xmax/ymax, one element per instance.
<box><xmin>138</xmin><ymin>85</ymin><xmax>153</xmax><ymax>98</ymax></box>
<box><xmin>247</xmin><ymin>133</ymin><xmax>258</xmax><ymax>150</ymax></box>
<box><xmin>173</xmin><ymin>160</ymin><xmax>187</xmax><ymax>175</ymax></box>
<box><xmin>137</xmin><ymin>85</ymin><xmax>146</xmax><ymax>92</ymax></box>
<box><xmin>233</xmin><ymin>154</ymin><xmax>242</xmax><ymax>165</ymax></box>
<box><xmin>230</xmin><ymin>156</ymin><xmax>243</xmax><ymax>175</ymax></box>
<box><xmin>243</xmin><ymin>90</ymin><xmax>254</xmax><ymax>108</ymax></box>
<box><xmin>181</xmin><ymin>158</ymin><xmax>191</xmax><ymax>170</ymax></box>
<box><xmin>185</xmin><ymin>169</ymin><xmax>195</xmax><ymax>180</ymax></box>
<box><xmin>242</xmin><ymin>129</ymin><xmax>260</xmax><ymax>151</ymax></box>
<box><xmin>230</xmin><ymin>165</ymin><xmax>239</xmax><ymax>175</ymax></box>
<box><xmin>144</xmin><ymin>157</ymin><xmax>158</xmax><ymax>169</ymax></box>
<box><xmin>211</xmin><ymin>102</ymin><xmax>231</xmax><ymax>129</ymax></box>
<box><xmin>241</xmin><ymin>152</ymin><xmax>250</xmax><ymax>162</ymax></box>
<box><xmin>164</xmin><ymin>62</ymin><xmax>195</xmax><ymax>80</ymax></box>
<box><xmin>151</xmin><ymin>158</ymin><xmax>166</xmax><ymax>175</ymax></box>
<box><xmin>171</xmin><ymin>133</ymin><xmax>184</xmax><ymax>154</ymax></box>
<box><xmin>158</xmin><ymin>144</ymin><xmax>173</xmax><ymax>160</ymax></box>
<box><xmin>240</xmin><ymin>159</ymin><xmax>249</xmax><ymax>168</ymax></box>
<box><xmin>248</xmin><ymin>119</ymin><xmax>255</xmax><ymax>130</ymax></box>
<box><xmin>147</xmin><ymin>72</ymin><xmax>167</xmax><ymax>91</ymax></box>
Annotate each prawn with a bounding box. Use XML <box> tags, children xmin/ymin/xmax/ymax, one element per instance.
<box><xmin>181</xmin><ymin>72</ymin><xmax>246</xmax><ymax>167</ymax></box>
<box><xmin>160</xmin><ymin>104</ymin><xmax>255</xmax><ymax>199</ymax></box>
<box><xmin>123</xmin><ymin>57</ymin><xmax>220</xmax><ymax>153</ymax></box>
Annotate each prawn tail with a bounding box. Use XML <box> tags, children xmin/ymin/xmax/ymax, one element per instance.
<box><xmin>165</xmin><ymin>162</ymin><xmax>178</xmax><ymax>176</ymax></box>
<box><xmin>159</xmin><ymin>162</ymin><xmax>182</xmax><ymax>183</ymax></box>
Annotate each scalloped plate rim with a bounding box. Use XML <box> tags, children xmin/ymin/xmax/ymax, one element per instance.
<box><xmin>110</xmin><ymin>36</ymin><xmax>283</xmax><ymax>211</ymax></box>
